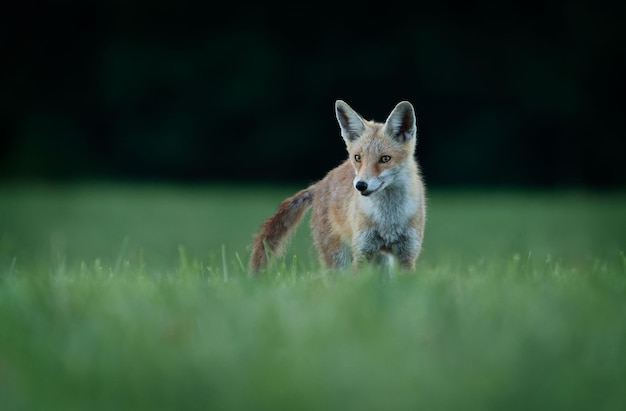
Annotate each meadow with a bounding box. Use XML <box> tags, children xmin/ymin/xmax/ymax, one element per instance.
<box><xmin>0</xmin><ymin>183</ymin><xmax>625</xmax><ymax>410</ymax></box>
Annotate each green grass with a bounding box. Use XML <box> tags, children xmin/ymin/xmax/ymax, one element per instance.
<box><xmin>1</xmin><ymin>184</ymin><xmax>625</xmax><ymax>410</ymax></box>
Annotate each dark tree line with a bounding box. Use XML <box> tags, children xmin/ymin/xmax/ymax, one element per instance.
<box><xmin>2</xmin><ymin>1</ymin><xmax>625</xmax><ymax>187</ymax></box>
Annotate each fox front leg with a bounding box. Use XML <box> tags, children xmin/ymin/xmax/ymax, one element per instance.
<box><xmin>394</xmin><ymin>229</ymin><xmax>421</xmax><ymax>271</ymax></box>
<box><xmin>351</xmin><ymin>229</ymin><xmax>385</xmax><ymax>269</ymax></box>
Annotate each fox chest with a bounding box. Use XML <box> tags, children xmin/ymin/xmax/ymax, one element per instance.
<box><xmin>356</xmin><ymin>193</ymin><xmax>419</xmax><ymax>246</ymax></box>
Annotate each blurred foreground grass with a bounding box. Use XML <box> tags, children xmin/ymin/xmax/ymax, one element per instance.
<box><xmin>0</xmin><ymin>183</ymin><xmax>625</xmax><ymax>410</ymax></box>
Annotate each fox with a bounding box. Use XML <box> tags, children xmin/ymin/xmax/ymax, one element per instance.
<box><xmin>249</xmin><ymin>100</ymin><xmax>426</xmax><ymax>272</ymax></box>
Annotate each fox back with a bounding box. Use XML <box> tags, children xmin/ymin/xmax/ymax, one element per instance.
<box><xmin>249</xmin><ymin>100</ymin><xmax>425</xmax><ymax>272</ymax></box>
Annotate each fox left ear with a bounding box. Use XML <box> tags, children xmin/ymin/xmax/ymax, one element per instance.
<box><xmin>383</xmin><ymin>101</ymin><xmax>417</xmax><ymax>143</ymax></box>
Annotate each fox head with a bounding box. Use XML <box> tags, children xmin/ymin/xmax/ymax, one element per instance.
<box><xmin>335</xmin><ymin>100</ymin><xmax>418</xmax><ymax>197</ymax></box>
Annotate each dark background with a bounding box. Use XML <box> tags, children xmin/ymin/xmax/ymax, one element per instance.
<box><xmin>2</xmin><ymin>1</ymin><xmax>625</xmax><ymax>187</ymax></box>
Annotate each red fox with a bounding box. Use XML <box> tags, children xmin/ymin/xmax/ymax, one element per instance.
<box><xmin>249</xmin><ymin>100</ymin><xmax>426</xmax><ymax>272</ymax></box>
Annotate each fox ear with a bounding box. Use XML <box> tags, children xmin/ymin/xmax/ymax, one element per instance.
<box><xmin>383</xmin><ymin>101</ymin><xmax>417</xmax><ymax>143</ymax></box>
<box><xmin>335</xmin><ymin>100</ymin><xmax>366</xmax><ymax>142</ymax></box>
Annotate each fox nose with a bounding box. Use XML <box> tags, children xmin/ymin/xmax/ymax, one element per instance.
<box><xmin>355</xmin><ymin>181</ymin><xmax>368</xmax><ymax>192</ymax></box>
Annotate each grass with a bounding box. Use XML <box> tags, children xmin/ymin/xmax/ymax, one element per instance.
<box><xmin>0</xmin><ymin>183</ymin><xmax>625</xmax><ymax>410</ymax></box>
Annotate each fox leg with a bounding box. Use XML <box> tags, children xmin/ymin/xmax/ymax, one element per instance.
<box><xmin>313</xmin><ymin>231</ymin><xmax>349</xmax><ymax>269</ymax></box>
<box><xmin>329</xmin><ymin>238</ymin><xmax>351</xmax><ymax>268</ymax></box>
<box><xmin>351</xmin><ymin>229</ymin><xmax>385</xmax><ymax>269</ymax></box>
<box><xmin>395</xmin><ymin>229</ymin><xmax>421</xmax><ymax>270</ymax></box>
<box><xmin>310</xmin><ymin>214</ymin><xmax>350</xmax><ymax>269</ymax></box>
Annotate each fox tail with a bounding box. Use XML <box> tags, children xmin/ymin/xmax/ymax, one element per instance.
<box><xmin>249</xmin><ymin>186</ymin><xmax>314</xmax><ymax>272</ymax></box>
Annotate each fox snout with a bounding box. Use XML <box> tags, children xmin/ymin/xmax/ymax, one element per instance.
<box><xmin>353</xmin><ymin>176</ymin><xmax>384</xmax><ymax>196</ymax></box>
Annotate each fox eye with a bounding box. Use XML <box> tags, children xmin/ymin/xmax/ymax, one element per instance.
<box><xmin>380</xmin><ymin>155</ymin><xmax>391</xmax><ymax>163</ymax></box>
<box><xmin>354</xmin><ymin>154</ymin><xmax>362</xmax><ymax>162</ymax></box>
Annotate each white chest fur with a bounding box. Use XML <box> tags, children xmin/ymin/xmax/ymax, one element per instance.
<box><xmin>358</xmin><ymin>181</ymin><xmax>419</xmax><ymax>245</ymax></box>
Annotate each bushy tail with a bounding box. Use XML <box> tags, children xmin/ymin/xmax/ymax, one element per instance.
<box><xmin>249</xmin><ymin>186</ymin><xmax>314</xmax><ymax>272</ymax></box>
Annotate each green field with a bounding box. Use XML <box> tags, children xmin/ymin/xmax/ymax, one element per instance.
<box><xmin>1</xmin><ymin>184</ymin><xmax>625</xmax><ymax>410</ymax></box>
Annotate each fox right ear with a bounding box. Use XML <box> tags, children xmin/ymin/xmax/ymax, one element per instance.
<box><xmin>335</xmin><ymin>100</ymin><xmax>366</xmax><ymax>143</ymax></box>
